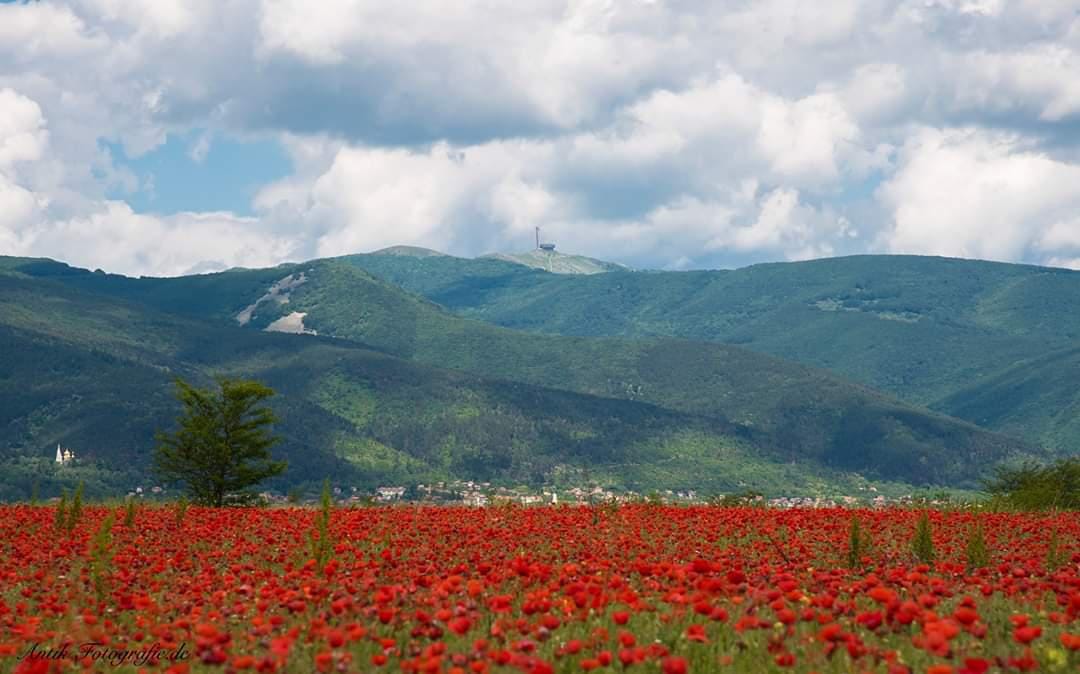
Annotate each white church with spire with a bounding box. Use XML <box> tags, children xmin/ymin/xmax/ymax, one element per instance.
<box><xmin>54</xmin><ymin>443</ymin><xmax>75</xmax><ymax>465</ymax></box>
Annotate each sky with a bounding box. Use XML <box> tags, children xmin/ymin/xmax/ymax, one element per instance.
<box><xmin>2</xmin><ymin>0</ymin><xmax>1080</xmax><ymax>276</ymax></box>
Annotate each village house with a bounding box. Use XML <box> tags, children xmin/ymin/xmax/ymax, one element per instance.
<box><xmin>463</xmin><ymin>491</ymin><xmax>488</xmax><ymax>507</ymax></box>
<box><xmin>375</xmin><ymin>486</ymin><xmax>406</xmax><ymax>502</ymax></box>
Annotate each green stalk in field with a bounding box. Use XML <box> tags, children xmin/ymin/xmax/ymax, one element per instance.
<box><xmin>965</xmin><ymin>518</ymin><xmax>990</xmax><ymax>569</ymax></box>
<box><xmin>912</xmin><ymin>511</ymin><xmax>936</xmax><ymax>564</ymax></box>
<box><xmin>66</xmin><ymin>481</ymin><xmax>84</xmax><ymax>533</ymax></box>
<box><xmin>847</xmin><ymin>514</ymin><xmax>870</xmax><ymax>569</ymax></box>
<box><xmin>124</xmin><ymin>497</ymin><xmax>137</xmax><ymax>528</ymax></box>
<box><xmin>54</xmin><ymin>490</ymin><xmax>67</xmax><ymax>532</ymax></box>
<box><xmin>175</xmin><ymin>496</ymin><xmax>189</xmax><ymax>528</ymax></box>
<box><xmin>90</xmin><ymin>512</ymin><xmax>115</xmax><ymax>604</ymax></box>
<box><xmin>309</xmin><ymin>479</ymin><xmax>335</xmax><ymax>568</ymax></box>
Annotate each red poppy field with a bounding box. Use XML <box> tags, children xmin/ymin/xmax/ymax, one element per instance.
<box><xmin>1</xmin><ymin>504</ymin><xmax>1078</xmax><ymax>674</ymax></box>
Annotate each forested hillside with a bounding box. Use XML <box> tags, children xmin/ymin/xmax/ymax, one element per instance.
<box><xmin>0</xmin><ymin>254</ymin><xmax>1042</xmax><ymax>499</ymax></box>
<box><xmin>338</xmin><ymin>252</ymin><xmax>1080</xmax><ymax>454</ymax></box>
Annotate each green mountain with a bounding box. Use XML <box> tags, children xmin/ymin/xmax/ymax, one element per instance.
<box><xmin>364</xmin><ymin>245</ymin><xmax>626</xmax><ymax>274</ymax></box>
<box><xmin>336</xmin><ymin>251</ymin><xmax>1080</xmax><ymax>454</ymax></box>
<box><xmin>938</xmin><ymin>344</ymin><xmax>1080</xmax><ymax>452</ymax></box>
<box><xmin>369</xmin><ymin>245</ymin><xmax>449</xmax><ymax>258</ymax></box>
<box><xmin>2</xmin><ymin>267</ymin><xmax>848</xmax><ymax>500</ymax></box>
<box><xmin>1</xmin><ymin>255</ymin><xmax>1040</xmax><ymax>497</ymax></box>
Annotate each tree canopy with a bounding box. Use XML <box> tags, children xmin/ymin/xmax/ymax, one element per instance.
<box><xmin>983</xmin><ymin>457</ymin><xmax>1080</xmax><ymax>510</ymax></box>
<box><xmin>154</xmin><ymin>378</ymin><xmax>286</xmax><ymax>506</ymax></box>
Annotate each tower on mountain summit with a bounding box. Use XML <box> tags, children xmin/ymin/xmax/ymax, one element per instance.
<box><xmin>535</xmin><ymin>226</ymin><xmax>556</xmax><ymax>252</ymax></box>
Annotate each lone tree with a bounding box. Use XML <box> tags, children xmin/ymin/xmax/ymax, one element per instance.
<box><xmin>154</xmin><ymin>377</ymin><xmax>286</xmax><ymax>506</ymax></box>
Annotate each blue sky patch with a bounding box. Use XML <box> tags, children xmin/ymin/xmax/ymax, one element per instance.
<box><xmin>104</xmin><ymin>131</ymin><xmax>291</xmax><ymax>216</ymax></box>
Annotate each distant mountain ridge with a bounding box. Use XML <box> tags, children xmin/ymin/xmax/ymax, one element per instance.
<box><xmin>0</xmin><ymin>254</ymin><xmax>1043</xmax><ymax>500</ymax></box>
<box><xmin>364</xmin><ymin>245</ymin><xmax>629</xmax><ymax>274</ymax></box>
<box><xmin>1</xmin><ymin>266</ymin><xmax>806</xmax><ymax>500</ymax></box>
<box><xmin>339</xmin><ymin>251</ymin><xmax>1080</xmax><ymax>455</ymax></box>
<box><xmin>0</xmin><ymin>253</ymin><xmax>1045</xmax><ymax>501</ymax></box>
<box><xmin>481</xmin><ymin>250</ymin><xmax>629</xmax><ymax>274</ymax></box>
<box><xmin>369</xmin><ymin>245</ymin><xmax>449</xmax><ymax>258</ymax></box>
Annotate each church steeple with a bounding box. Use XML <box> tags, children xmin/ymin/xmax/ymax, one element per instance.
<box><xmin>55</xmin><ymin>444</ymin><xmax>63</xmax><ymax>463</ymax></box>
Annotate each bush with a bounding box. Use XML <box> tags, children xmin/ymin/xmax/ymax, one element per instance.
<box><xmin>983</xmin><ymin>458</ymin><xmax>1080</xmax><ymax>510</ymax></box>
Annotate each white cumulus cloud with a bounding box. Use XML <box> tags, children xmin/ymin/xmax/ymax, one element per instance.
<box><xmin>2</xmin><ymin>0</ymin><xmax>1080</xmax><ymax>272</ymax></box>
<box><xmin>880</xmin><ymin>128</ymin><xmax>1080</xmax><ymax>262</ymax></box>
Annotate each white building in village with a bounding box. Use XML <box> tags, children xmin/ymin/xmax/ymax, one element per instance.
<box><xmin>375</xmin><ymin>486</ymin><xmax>406</xmax><ymax>501</ymax></box>
<box><xmin>54</xmin><ymin>444</ymin><xmax>76</xmax><ymax>465</ymax></box>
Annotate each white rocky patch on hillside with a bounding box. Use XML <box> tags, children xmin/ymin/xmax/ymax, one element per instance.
<box><xmin>265</xmin><ymin>311</ymin><xmax>317</xmax><ymax>335</ymax></box>
<box><xmin>235</xmin><ymin>272</ymin><xmax>308</xmax><ymax>325</ymax></box>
